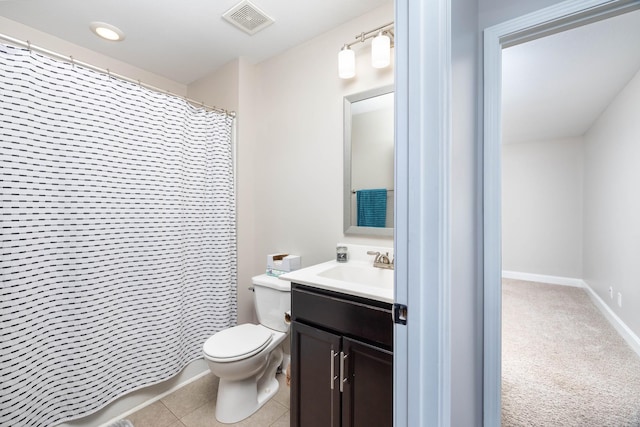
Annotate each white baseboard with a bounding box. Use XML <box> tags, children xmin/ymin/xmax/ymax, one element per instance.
<box><xmin>502</xmin><ymin>271</ymin><xmax>640</xmax><ymax>358</ymax></box>
<box><xmin>501</xmin><ymin>270</ymin><xmax>585</xmax><ymax>288</ymax></box>
<box><xmin>581</xmin><ymin>281</ymin><xmax>640</xmax><ymax>359</ymax></box>
<box><xmin>97</xmin><ymin>368</ymin><xmax>211</xmax><ymax>427</ymax></box>
<box><xmin>57</xmin><ymin>359</ymin><xmax>210</xmax><ymax>427</ymax></box>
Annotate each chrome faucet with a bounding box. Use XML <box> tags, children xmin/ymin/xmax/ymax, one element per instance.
<box><xmin>367</xmin><ymin>251</ymin><xmax>394</xmax><ymax>270</ymax></box>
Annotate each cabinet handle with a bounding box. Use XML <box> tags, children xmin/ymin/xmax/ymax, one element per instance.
<box><xmin>330</xmin><ymin>350</ymin><xmax>340</xmax><ymax>390</ymax></box>
<box><xmin>339</xmin><ymin>351</ymin><xmax>348</xmax><ymax>393</ymax></box>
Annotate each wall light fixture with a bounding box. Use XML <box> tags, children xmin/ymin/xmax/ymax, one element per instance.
<box><xmin>338</xmin><ymin>22</ymin><xmax>394</xmax><ymax>79</ymax></box>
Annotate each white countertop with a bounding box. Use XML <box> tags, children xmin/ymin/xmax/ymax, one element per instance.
<box><xmin>279</xmin><ymin>259</ymin><xmax>394</xmax><ymax>303</ymax></box>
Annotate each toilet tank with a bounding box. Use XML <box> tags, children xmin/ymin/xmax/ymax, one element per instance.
<box><xmin>252</xmin><ymin>274</ymin><xmax>291</xmax><ymax>332</ymax></box>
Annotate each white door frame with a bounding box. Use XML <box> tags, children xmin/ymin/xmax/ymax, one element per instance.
<box><xmin>394</xmin><ymin>0</ymin><xmax>452</xmax><ymax>425</ymax></box>
<box><xmin>483</xmin><ymin>0</ymin><xmax>640</xmax><ymax>425</ymax></box>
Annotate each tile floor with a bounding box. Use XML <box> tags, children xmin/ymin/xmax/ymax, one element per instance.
<box><xmin>125</xmin><ymin>372</ymin><xmax>290</xmax><ymax>427</ymax></box>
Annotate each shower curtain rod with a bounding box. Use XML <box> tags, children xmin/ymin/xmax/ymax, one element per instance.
<box><xmin>0</xmin><ymin>32</ymin><xmax>236</xmax><ymax>118</ymax></box>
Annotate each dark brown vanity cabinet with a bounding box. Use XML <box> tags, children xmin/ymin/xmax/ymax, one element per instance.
<box><xmin>290</xmin><ymin>284</ymin><xmax>393</xmax><ymax>427</ymax></box>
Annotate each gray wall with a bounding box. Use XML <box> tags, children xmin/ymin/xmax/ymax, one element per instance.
<box><xmin>499</xmin><ymin>57</ymin><xmax>640</xmax><ymax>341</ymax></box>
<box><xmin>583</xmin><ymin>68</ymin><xmax>640</xmax><ymax>337</ymax></box>
<box><xmin>502</xmin><ymin>137</ymin><xmax>584</xmax><ymax>278</ymax></box>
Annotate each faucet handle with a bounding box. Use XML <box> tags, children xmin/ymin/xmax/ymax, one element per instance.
<box><xmin>368</xmin><ymin>250</ymin><xmax>394</xmax><ymax>270</ymax></box>
<box><xmin>367</xmin><ymin>251</ymin><xmax>381</xmax><ymax>263</ymax></box>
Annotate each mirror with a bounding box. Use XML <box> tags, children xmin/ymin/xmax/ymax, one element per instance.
<box><xmin>344</xmin><ymin>85</ymin><xmax>394</xmax><ymax>236</ymax></box>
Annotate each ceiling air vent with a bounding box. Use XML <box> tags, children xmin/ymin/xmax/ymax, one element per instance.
<box><xmin>222</xmin><ymin>0</ymin><xmax>275</xmax><ymax>35</ymax></box>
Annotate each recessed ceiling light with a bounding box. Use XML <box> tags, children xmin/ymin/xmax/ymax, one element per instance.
<box><xmin>90</xmin><ymin>22</ymin><xmax>125</xmax><ymax>41</ymax></box>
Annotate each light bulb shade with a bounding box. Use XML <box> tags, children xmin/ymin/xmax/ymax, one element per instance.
<box><xmin>338</xmin><ymin>47</ymin><xmax>356</xmax><ymax>79</ymax></box>
<box><xmin>371</xmin><ymin>33</ymin><xmax>391</xmax><ymax>69</ymax></box>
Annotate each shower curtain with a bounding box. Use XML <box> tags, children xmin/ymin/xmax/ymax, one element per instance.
<box><xmin>0</xmin><ymin>43</ymin><xmax>237</xmax><ymax>426</ymax></box>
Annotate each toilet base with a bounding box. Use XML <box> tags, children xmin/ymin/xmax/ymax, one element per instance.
<box><xmin>215</xmin><ymin>347</ymin><xmax>284</xmax><ymax>424</ymax></box>
<box><xmin>279</xmin><ymin>353</ymin><xmax>291</xmax><ymax>374</ymax></box>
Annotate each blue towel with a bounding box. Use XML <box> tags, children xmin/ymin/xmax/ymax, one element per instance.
<box><xmin>357</xmin><ymin>189</ymin><xmax>387</xmax><ymax>227</ymax></box>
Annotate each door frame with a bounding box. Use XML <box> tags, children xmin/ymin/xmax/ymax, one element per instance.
<box><xmin>482</xmin><ymin>0</ymin><xmax>640</xmax><ymax>425</ymax></box>
<box><xmin>394</xmin><ymin>0</ymin><xmax>452</xmax><ymax>426</ymax></box>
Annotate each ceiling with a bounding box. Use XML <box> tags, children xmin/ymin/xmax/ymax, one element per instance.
<box><xmin>502</xmin><ymin>8</ymin><xmax>640</xmax><ymax>144</ymax></box>
<box><xmin>0</xmin><ymin>0</ymin><xmax>390</xmax><ymax>84</ymax></box>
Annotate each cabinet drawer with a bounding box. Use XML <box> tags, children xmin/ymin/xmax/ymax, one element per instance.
<box><xmin>292</xmin><ymin>284</ymin><xmax>393</xmax><ymax>350</ymax></box>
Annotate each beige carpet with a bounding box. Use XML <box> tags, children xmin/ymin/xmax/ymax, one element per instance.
<box><xmin>502</xmin><ymin>279</ymin><xmax>640</xmax><ymax>426</ymax></box>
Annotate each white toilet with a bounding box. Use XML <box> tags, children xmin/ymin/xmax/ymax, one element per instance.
<box><xmin>202</xmin><ymin>274</ymin><xmax>291</xmax><ymax>424</ymax></box>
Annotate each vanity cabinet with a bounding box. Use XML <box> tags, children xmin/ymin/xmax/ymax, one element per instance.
<box><xmin>290</xmin><ymin>283</ymin><xmax>393</xmax><ymax>427</ymax></box>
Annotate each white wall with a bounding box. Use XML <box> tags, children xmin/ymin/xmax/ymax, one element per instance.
<box><xmin>502</xmin><ymin>137</ymin><xmax>584</xmax><ymax>278</ymax></box>
<box><xmin>583</xmin><ymin>68</ymin><xmax>640</xmax><ymax>337</ymax></box>
<box><xmin>189</xmin><ymin>3</ymin><xmax>395</xmax><ymax>324</ymax></box>
<box><xmin>188</xmin><ymin>59</ymin><xmax>240</xmax><ymax>111</ymax></box>
<box><xmin>0</xmin><ymin>17</ymin><xmax>187</xmax><ymax>96</ymax></box>
<box><xmin>249</xmin><ymin>3</ymin><xmax>395</xmax><ymax>273</ymax></box>
<box><xmin>188</xmin><ymin>58</ymin><xmax>259</xmax><ymax>325</ymax></box>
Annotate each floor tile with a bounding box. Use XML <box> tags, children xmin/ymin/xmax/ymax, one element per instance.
<box><xmin>272</xmin><ymin>373</ymin><xmax>290</xmax><ymax>409</ymax></box>
<box><xmin>179</xmin><ymin>401</ymin><xmax>225</xmax><ymax>427</ymax></box>
<box><xmin>180</xmin><ymin>397</ymin><xmax>288</xmax><ymax>427</ymax></box>
<box><xmin>130</xmin><ymin>370</ymin><xmax>290</xmax><ymax>427</ymax></box>
<box><xmin>162</xmin><ymin>373</ymin><xmax>219</xmax><ymax>419</ymax></box>
<box><xmin>236</xmin><ymin>400</ymin><xmax>288</xmax><ymax>427</ymax></box>
<box><xmin>269</xmin><ymin>410</ymin><xmax>290</xmax><ymax>427</ymax></box>
<box><xmin>127</xmin><ymin>401</ymin><xmax>180</xmax><ymax>427</ymax></box>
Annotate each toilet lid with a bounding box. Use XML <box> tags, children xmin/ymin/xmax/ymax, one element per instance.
<box><xmin>203</xmin><ymin>324</ymin><xmax>273</xmax><ymax>362</ymax></box>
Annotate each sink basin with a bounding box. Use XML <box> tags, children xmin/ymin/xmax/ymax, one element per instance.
<box><xmin>317</xmin><ymin>262</ymin><xmax>393</xmax><ymax>288</ymax></box>
<box><xmin>279</xmin><ymin>257</ymin><xmax>395</xmax><ymax>303</ymax></box>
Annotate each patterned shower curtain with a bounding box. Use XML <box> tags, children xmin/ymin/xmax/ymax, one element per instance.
<box><xmin>0</xmin><ymin>43</ymin><xmax>237</xmax><ymax>426</ymax></box>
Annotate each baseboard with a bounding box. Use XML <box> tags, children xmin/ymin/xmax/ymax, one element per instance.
<box><xmin>97</xmin><ymin>367</ymin><xmax>211</xmax><ymax>427</ymax></box>
<box><xmin>581</xmin><ymin>281</ymin><xmax>640</xmax><ymax>359</ymax></box>
<box><xmin>502</xmin><ymin>271</ymin><xmax>640</xmax><ymax>358</ymax></box>
<box><xmin>501</xmin><ymin>270</ymin><xmax>585</xmax><ymax>288</ymax></box>
<box><xmin>53</xmin><ymin>358</ymin><xmax>210</xmax><ymax>427</ymax></box>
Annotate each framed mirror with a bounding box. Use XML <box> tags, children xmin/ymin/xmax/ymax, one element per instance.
<box><xmin>343</xmin><ymin>85</ymin><xmax>394</xmax><ymax>236</ymax></box>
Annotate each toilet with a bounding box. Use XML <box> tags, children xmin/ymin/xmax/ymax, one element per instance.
<box><xmin>202</xmin><ymin>274</ymin><xmax>291</xmax><ymax>424</ymax></box>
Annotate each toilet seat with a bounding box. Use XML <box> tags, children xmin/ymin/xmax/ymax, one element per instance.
<box><xmin>203</xmin><ymin>324</ymin><xmax>273</xmax><ymax>363</ymax></box>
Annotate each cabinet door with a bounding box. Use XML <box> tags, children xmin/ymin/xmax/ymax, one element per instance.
<box><xmin>341</xmin><ymin>337</ymin><xmax>393</xmax><ymax>427</ymax></box>
<box><xmin>291</xmin><ymin>321</ymin><xmax>341</xmax><ymax>427</ymax></box>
